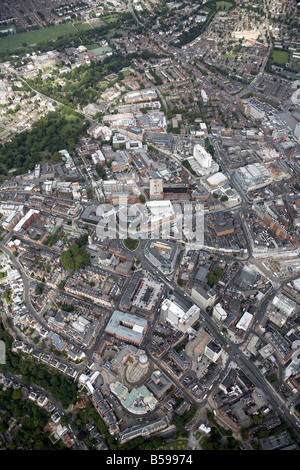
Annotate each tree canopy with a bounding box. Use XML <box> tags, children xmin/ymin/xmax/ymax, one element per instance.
<box><xmin>0</xmin><ymin>107</ymin><xmax>88</xmax><ymax>177</ymax></box>
<box><xmin>60</xmin><ymin>243</ymin><xmax>90</xmax><ymax>271</ymax></box>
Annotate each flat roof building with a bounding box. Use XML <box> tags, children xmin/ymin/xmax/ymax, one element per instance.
<box><xmin>236</xmin><ymin>311</ymin><xmax>253</xmax><ymax>331</ymax></box>
<box><xmin>81</xmin><ymin>204</ymin><xmax>102</xmax><ymax>225</ymax></box>
<box><xmin>105</xmin><ymin>310</ymin><xmax>148</xmax><ymax>346</ymax></box>
<box><xmin>272</xmin><ymin>293</ymin><xmax>297</xmax><ymax>317</ymax></box>
<box><xmin>204</xmin><ymin>340</ymin><xmax>222</xmax><ymax>363</ymax></box>
<box><xmin>161</xmin><ymin>298</ymin><xmax>200</xmax><ymax>332</ymax></box>
<box><xmin>147</xmin><ymin>371</ymin><xmax>173</xmax><ymax>398</ymax></box>
<box><xmin>150</xmin><ymin>178</ymin><xmax>164</xmax><ymax>201</ymax></box>
<box><xmin>119</xmin><ymin>417</ymin><xmax>168</xmax><ymax>444</ymax></box>
<box><xmin>234</xmin><ymin>163</ymin><xmax>272</xmax><ymax>193</ymax></box>
<box><xmin>193</xmin><ymin>144</ymin><xmax>212</xmax><ymax>168</ymax></box>
<box><xmin>206</xmin><ymin>172</ymin><xmax>227</xmax><ymax>187</ymax></box>
<box><xmin>213</xmin><ymin>303</ymin><xmax>228</xmax><ymax>322</ymax></box>
<box><xmin>211</xmin><ymin>213</ymin><xmax>235</xmax><ymax>236</ymax></box>
<box><xmin>191</xmin><ymin>284</ymin><xmax>216</xmax><ymax>309</ymax></box>
<box><xmin>145</xmin><ymin>239</ymin><xmax>179</xmax><ymax>274</ymax></box>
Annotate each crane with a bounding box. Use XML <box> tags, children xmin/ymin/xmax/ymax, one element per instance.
<box><xmin>268</xmin><ymin>139</ymin><xmax>274</xmax><ymax>156</ymax></box>
<box><xmin>275</xmin><ymin>154</ymin><xmax>282</xmax><ymax>170</ymax></box>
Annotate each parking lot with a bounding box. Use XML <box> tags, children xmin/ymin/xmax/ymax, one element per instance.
<box><xmin>132</xmin><ymin>275</ymin><xmax>164</xmax><ymax>312</ymax></box>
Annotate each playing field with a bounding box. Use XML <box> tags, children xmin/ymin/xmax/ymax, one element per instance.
<box><xmin>74</xmin><ymin>23</ymin><xmax>93</xmax><ymax>32</ymax></box>
<box><xmin>86</xmin><ymin>43</ymin><xmax>100</xmax><ymax>50</ymax></box>
<box><xmin>0</xmin><ymin>23</ymin><xmax>78</xmax><ymax>50</ymax></box>
<box><xmin>89</xmin><ymin>46</ymin><xmax>112</xmax><ymax>56</ymax></box>
<box><xmin>271</xmin><ymin>49</ymin><xmax>289</xmax><ymax>66</ymax></box>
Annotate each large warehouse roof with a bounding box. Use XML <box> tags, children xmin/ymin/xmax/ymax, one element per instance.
<box><xmin>206</xmin><ymin>172</ymin><xmax>228</xmax><ymax>187</ymax></box>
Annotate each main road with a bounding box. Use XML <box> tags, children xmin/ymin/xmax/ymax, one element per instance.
<box><xmin>128</xmin><ymin>0</ymin><xmax>144</xmax><ymax>26</ymax></box>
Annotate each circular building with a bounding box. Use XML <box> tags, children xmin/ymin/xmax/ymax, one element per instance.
<box><xmin>139</xmin><ymin>354</ymin><xmax>149</xmax><ymax>369</ymax></box>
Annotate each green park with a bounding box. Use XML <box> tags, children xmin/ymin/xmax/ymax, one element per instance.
<box><xmin>0</xmin><ymin>23</ymin><xmax>87</xmax><ymax>50</ymax></box>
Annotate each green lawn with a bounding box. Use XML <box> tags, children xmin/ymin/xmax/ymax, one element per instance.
<box><xmin>74</xmin><ymin>22</ymin><xmax>93</xmax><ymax>32</ymax></box>
<box><xmin>101</xmin><ymin>14</ymin><xmax>119</xmax><ymax>24</ymax></box>
<box><xmin>0</xmin><ymin>127</ymin><xmax>5</xmax><ymax>134</ymax></box>
<box><xmin>271</xmin><ymin>49</ymin><xmax>289</xmax><ymax>66</ymax></box>
<box><xmin>64</xmin><ymin>113</ymin><xmax>78</xmax><ymax>123</ymax></box>
<box><xmin>0</xmin><ymin>23</ymin><xmax>77</xmax><ymax>50</ymax></box>
<box><xmin>216</xmin><ymin>1</ymin><xmax>233</xmax><ymax>10</ymax></box>
<box><xmin>86</xmin><ymin>43</ymin><xmax>100</xmax><ymax>50</ymax></box>
<box><xmin>224</xmin><ymin>52</ymin><xmax>235</xmax><ymax>60</ymax></box>
<box><xmin>123</xmin><ymin>237</ymin><xmax>139</xmax><ymax>251</ymax></box>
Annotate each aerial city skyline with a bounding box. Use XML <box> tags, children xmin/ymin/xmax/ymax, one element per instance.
<box><xmin>0</xmin><ymin>0</ymin><xmax>299</xmax><ymax>455</ymax></box>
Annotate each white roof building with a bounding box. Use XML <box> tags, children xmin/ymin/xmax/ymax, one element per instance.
<box><xmin>193</xmin><ymin>144</ymin><xmax>212</xmax><ymax>168</ymax></box>
<box><xmin>236</xmin><ymin>311</ymin><xmax>253</xmax><ymax>331</ymax></box>
<box><xmin>235</xmin><ymin>163</ymin><xmax>272</xmax><ymax>192</ymax></box>
<box><xmin>206</xmin><ymin>172</ymin><xmax>227</xmax><ymax>187</ymax></box>
<box><xmin>161</xmin><ymin>298</ymin><xmax>200</xmax><ymax>332</ymax></box>
<box><xmin>13</xmin><ymin>209</ymin><xmax>40</xmax><ymax>233</ymax></box>
<box><xmin>78</xmin><ymin>371</ymin><xmax>100</xmax><ymax>394</ymax></box>
<box><xmin>272</xmin><ymin>293</ymin><xmax>297</xmax><ymax>317</ymax></box>
<box><xmin>198</xmin><ymin>424</ymin><xmax>211</xmax><ymax>434</ymax></box>
<box><xmin>213</xmin><ymin>303</ymin><xmax>228</xmax><ymax>322</ymax></box>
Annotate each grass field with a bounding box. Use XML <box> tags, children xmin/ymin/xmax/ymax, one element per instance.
<box><xmin>101</xmin><ymin>14</ymin><xmax>119</xmax><ymax>24</ymax></box>
<box><xmin>216</xmin><ymin>1</ymin><xmax>233</xmax><ymax>10</ymax></box>
<box><xmin>0</xmin><ymin>127</ymin><xmax>5</xmax><ymax>134</ymax></box>
<box><xmin>0</xmin><ymin>23</ymin><xmax>78</xmax><ymax>50</ymax></box>
<box><xmin>122</xmin><ymin>69</ymin><xmax>132</xmax><ymax>77</ymax></box>
<box><xmin>271</xmin><ymin>49</ymin><xmax>289</xmax><ymax>66</ymax></box>
<box><xmin>224</xmin><ymin>53</ymin><xmax>235</xmax><ymax>60</ymax></box>
<box><xmin>74</xmin><ymin>23</ymin><xmax>93</xmax><ymax>32</ymax></box>
<box><xmin>64</xmin><ymin>114</ymin><xmax>78</xmax><ymax>123</ymax></box>
<box><xmin>86</xmin><ymin>43</ymin><xmax>100</xmax><ymax>50</ymax></box>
